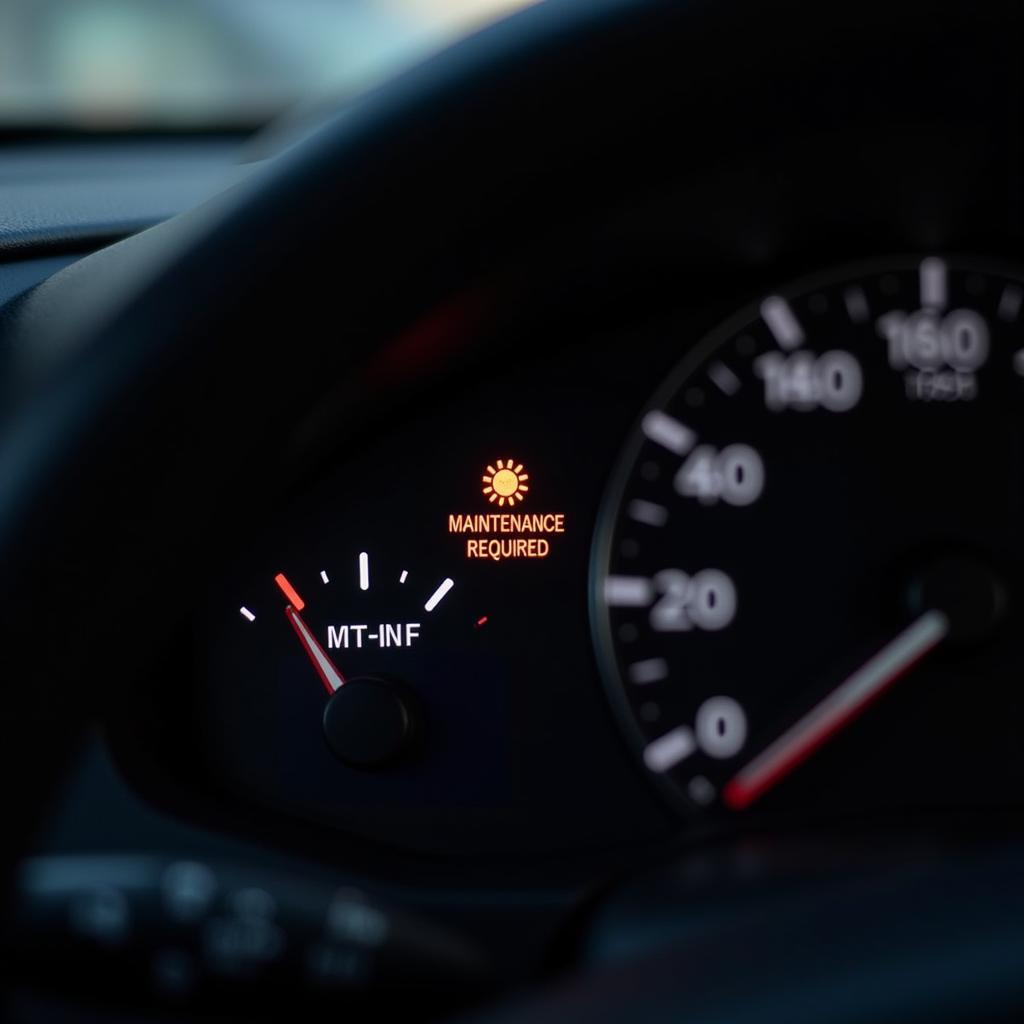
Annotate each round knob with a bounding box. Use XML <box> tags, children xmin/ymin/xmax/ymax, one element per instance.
<box><xmin>322</xmin><ymin>677</ymin><xmax>417</xmax><ymax>769</ymax></box>
<box><xmin>905</xmin><ymin>554</ymin><xmax>1007</xmax><ymax>645</ymax></box>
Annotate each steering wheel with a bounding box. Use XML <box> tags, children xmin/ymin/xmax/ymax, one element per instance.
<box><xmin>4</xmin><ymin>0</ymin><xmax>1024</xmax><ymax>1019</ymax></box>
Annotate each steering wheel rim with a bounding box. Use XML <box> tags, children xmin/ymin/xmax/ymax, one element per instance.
<box><xmin>1</xmin><ymin>0</ymin><xmax>1022</xmax><ymax>1018</ymax></box>
<box><xmin>0</xmin><ymin>0</ymin><xmax>642</xmax><ymax>865</ymax></box>
<box><xmin>0</xmin><ymin>0</ymin><xmax>704</xmax><ymax>869</ymax></box>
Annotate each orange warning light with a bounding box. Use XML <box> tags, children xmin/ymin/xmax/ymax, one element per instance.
<box><xmin>482</xmin><ymin>459</ymin><xmax>529</xmax><ymax>507</ymax></box>
<box><xmin>451</xmin><ymin>459</ymin><xmax>565</xmax><ymax>560</ymax></box>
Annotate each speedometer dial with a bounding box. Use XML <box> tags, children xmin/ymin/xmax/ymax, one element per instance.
<box><xmin>594</xmin><ymin>257</ymin><xmax>1024</xmax><ymax>815</ymax></box>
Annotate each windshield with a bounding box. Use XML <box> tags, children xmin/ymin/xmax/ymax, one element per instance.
<box><xmin>0</xmin><ymin>0</ymin><xmax>537</xmax><ymax>131</ymax></box>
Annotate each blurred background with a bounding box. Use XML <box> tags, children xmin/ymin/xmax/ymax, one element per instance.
<box><xmin>0</xmin><ymin>0</ymin><xmax>538</xmax><ymax>131</ymax></box>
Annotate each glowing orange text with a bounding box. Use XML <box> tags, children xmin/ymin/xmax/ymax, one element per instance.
<box><xmin>448</xmin><ymin>514</ymin><xmax>565</xmax><ymax>534</ymax></box>
<box><xmin>451</xmin><ymin>459</ymin><xmax>566</xmax><ymax>561</ymax></box>
<box><xmin>448</xmin><ymin>513</ymin><xmax>566</xmax><ymax>561</ymax></box>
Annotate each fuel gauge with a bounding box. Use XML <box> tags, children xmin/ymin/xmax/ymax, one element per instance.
<box><xmin>236</xmin><ymin>553</ymin><xmax>474</xmax><ymax>771</ymax></box>
<box><xmin>187</xmin><ymin>448</ymin><xmax>575</xmax><ymax>853</ymax></box>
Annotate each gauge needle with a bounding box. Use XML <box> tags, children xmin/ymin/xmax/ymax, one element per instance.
<box><xmin>284</xmin><ymin>606</ymin><xmax>346</xmax><ymax>694</ymax></box>
<box><xmin>723</xmin><ymin>610</ymin><xmax>949</xmax><ymax>811</ymax></box>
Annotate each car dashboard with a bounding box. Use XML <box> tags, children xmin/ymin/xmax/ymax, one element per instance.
<box><xmin>3</xmin><ymin>2</ymin><xmax>1024</xmax><ymax>1020</ymax></box>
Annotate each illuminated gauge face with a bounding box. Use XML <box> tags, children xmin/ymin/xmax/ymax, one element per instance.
<box><xmin>229</xmin><ymin>551</ymin><xmax>480</xmax><ymax>773</ymax></box>
<box><xmin>200</xmin><ymin>531</ymin><xmax>510</xmax><ymax>840</ymax></box>
<box><xmin>237</xmin><ymin>561</ymin><xmax>460</xmax><ymax>768</ymax></box>
<box><xmin>594</xmin><ymin>258</ymin><xmax>1024</xmax><ymax>815</ymax></box>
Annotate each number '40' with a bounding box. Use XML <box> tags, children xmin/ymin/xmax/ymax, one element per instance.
<box><xmin>674</xmin><ymin>445</ymin><xmax>765</xmax><ymax>506</ymax></box>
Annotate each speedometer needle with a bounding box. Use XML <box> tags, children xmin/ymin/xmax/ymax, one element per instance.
<box><xmin>723</xmin><ymin>610</ymin><xmax>949</xmax><ymax>811</ymax></box>
<box><xmin>285</xmin><ymin>605</ymin><xmax>347</xmax><ymax>694</ymax></box>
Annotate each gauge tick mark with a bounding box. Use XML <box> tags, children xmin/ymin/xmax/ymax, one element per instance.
<box><xmin>425</xmin><ymin>578</ymin><xmax>455</xmax><ymax>612</ymax></box>
<box><xmin>629</xmin><ymin>658</ymin><xmax>668</xmax><ymax>684</ymax></box>
<box><xmin>641</xmin><ymin>411</ymin><xmax>694</xmax><ymax>456</ymax></box>
<box><xmin>843</xmin><ymin>286</ymin><xmax>870</xmax><ymax>324</ymax></box>
<box><xmin>761</xmin><ymin>296</ymin><xmax>804</xmax><ymax>349</ymax></box>
<box><xmin>920</xmin><ymin>256</ymin><xmax>947</xmax><ymax>310</ymax></box>
<box><xmin>707</xmin><ymin>361</ymin><xmax>741</xmax><ymax>395</ymax></box>
<box><xmin>604</xmin><ymin>576</ymin><xmax>653</xmax><ymax>606</ymax></box>
<box><xmin>999</xmin><ymin>285</ymin><xmax>1022</xmax><ymax>322</ymax></box>
<box><xmin>274</xmin><ymin>573</ymin><xmax>305</xmax><ymax>612</ymax></box>
<box><xmin>644</xmin><ymin>727</ymin><xmax>696</xmax><ymax>773</ymax></box>
<box><xmin>628</xmin><ymin>499</ymin><xmax>668</xmax><ymax>527</ymax></box>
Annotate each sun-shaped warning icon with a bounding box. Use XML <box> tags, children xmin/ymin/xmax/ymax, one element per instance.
<box><xmin>482</xmin><ymin>460</ymin><xmax>529</xmax><ymax>507</ymax></box>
